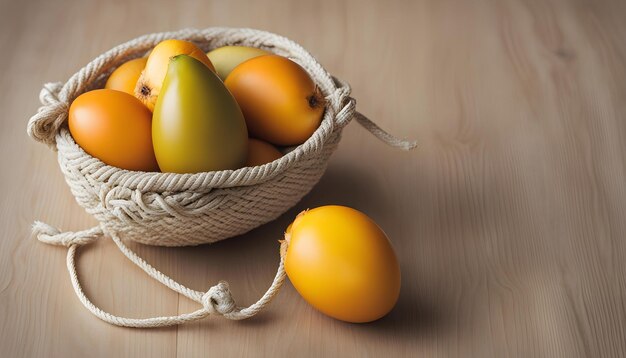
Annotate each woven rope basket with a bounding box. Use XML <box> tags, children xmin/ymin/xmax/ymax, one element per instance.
<box><xmin>28</xmin><ymin>28</ymin><xmax>416</xmax><ymax>327</ymax></box>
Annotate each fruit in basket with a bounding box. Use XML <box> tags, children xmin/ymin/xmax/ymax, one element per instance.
<box><xmin>152</xmin><ymin>55</ymin><xmax>247</xmax><ymax>173</ymax></box>
<box><xmin>207</xmin><ymin>46</ymin><xmax>270</xmax><ymax>81</ymax></box>
<box><xmin>135</xmin><ymin>39</ymin><xmax>215</xmax><ymax>111</ymax></box>
<box><xmin>283</xmin><ymin>206</ymin><xmax>401</xmax><ymax>323</ymax></box>
<box><xmin>68</xmin><ymin>89</ymin><xmax>159</xmax><ymax>172</ymax></box>
<box><xmin>224</xmin><ymin>55</ymin><xmax>324</xmax><ymax>146</ymax></box>
<box><xmin>245</xmin><ymin>138</ymin><xmax>282</xmax><ymax>167</ymax></box>
<box><xmin>105</xmin><ymin>57</ymin><xmax>147</xmax><ymax>96</ymax></box>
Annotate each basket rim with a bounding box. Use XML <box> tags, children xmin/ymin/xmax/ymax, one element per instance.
<box><xmin>50</xmin><ymin>27</ymin><xmax>353</xmax><ymax>193</ymax></box>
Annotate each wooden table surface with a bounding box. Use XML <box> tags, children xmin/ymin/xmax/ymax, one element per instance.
<box><xmin>2</xmin><ymin>0</ymin><xmax>626</xmax><ymax>357</ymax></box>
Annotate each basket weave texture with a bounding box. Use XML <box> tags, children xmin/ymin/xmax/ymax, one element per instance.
<box><xmin>28</xmin><ymin>28</ymin><xmax>355</xmax><ymax>246</ymax></box>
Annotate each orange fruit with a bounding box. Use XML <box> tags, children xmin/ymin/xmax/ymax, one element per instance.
<box><xmin>245</xmin><ymin>138</ymin><xmax>282</xmax><ymax>167</ymax></box>
<box><xmin>105</xmin><ymin>57</ymin><xmax>147</xmax><ymax>96</ymax></box>
<box><xmin>69</xmin><ymin>89</ymin><xmax>159</xmax><ymax>172</ymax></box>
<box><xmin>284</xmin><ymin>206</ymin><xmax>401</xmax><ymax>323</ymax></box>
<box><xmin>135</xmin><ymin>39</ymin><xmax>215</xmax><ymax>111</ymax></box>
<box><xmin>224</xmin><ymin>55</ymin><xmax>324</xmax><ymax>146</ymax></box>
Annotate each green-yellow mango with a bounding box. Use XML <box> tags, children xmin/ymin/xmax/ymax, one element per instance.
<box><xmin>207</xmin><ymin>46</ymin><xmax>270</xmax><ymax>81</ymax></box>
<box><xmin>152</xmin><ymin>55</ymin><xmax>248</xmax><ymax>173</ymax></box>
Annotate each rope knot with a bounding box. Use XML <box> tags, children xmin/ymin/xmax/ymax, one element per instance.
<box><xmin>202</xmin><ymin>281</ymin><xmax>237</xmax><ymax>315</ymax></box>
<box><xmin>32</xmin><ymin>221</ymin><xmax>103</xmax><ymax>247</ymax></box>
<box><xmin>27</xmin><ymin>82</ymin><xmax>68</xmax><ymax>147</ymax></box>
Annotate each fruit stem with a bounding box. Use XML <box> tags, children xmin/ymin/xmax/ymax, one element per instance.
<box><xmin>307</xmin><ymin>87</ymin><xmax>325</xmax><ymax>109</ymax></box>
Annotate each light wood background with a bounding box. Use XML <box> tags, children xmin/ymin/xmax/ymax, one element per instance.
<box><xmin>1</xmin><ymin>0</ymin><xmax>625</xmax><ymax>357</ymax></box>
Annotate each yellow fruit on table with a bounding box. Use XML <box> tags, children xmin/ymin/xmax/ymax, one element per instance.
<box><xmin>224</xmin><ymin>55</ymin><xmax>325</xmax><ymax>146</ymax></box>
<box><xmin>284</xmin><ymin>206</ymin><xmax>401</xmax><ymax>323</ymax></box>
<box><xmin>135</xmin><ymin>39</ymin><xmax>215</xmax><ymax>111</ymax></box>
<box><xmin>245</xmin><ymin>138</ymin><xmax>282</xmax><ymax>167</ymax></box>
<box><xmin>207</xmin><ymin>46</ymin><xmax>270</xmax><ymax>81</ymax></box>
<box><xmin>68</xmin><ymin>89</ymin><xmax>159</xmax><ymax>172</ymax></box>
<box><xmin>105</xmin><ymin>57</ymin><xmax>147</xmax><ymax>96</ymax></box>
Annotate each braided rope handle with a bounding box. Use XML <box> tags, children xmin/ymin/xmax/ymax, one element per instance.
<box><xmin>33</xmin><ymin>222</ymin><xmax>287</xmax><ymax>327</ymax></box>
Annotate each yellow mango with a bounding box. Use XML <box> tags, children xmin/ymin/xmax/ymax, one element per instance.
<box><xmin>135</xmin><ymin>39</ymin><xmax>215</xmax><ymax>111</ymax></box>
<box><xmin>207</xmin><ymin>46</ymin><xmax>269</xmax><ymax>81</ymax></box>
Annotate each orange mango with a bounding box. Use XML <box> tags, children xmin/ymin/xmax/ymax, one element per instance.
<box><xmin>245</xmin><ymin>138</ymin><xmax>282</xmax><ymax>167</ymax></box>
<box><xmin>225</xmin><ymin>55</ymin><xmax>324</xmax><ymax>146</ymax></box>
<box><xmin>105</xmin><ymin>57</ymin><xmax>147</xmax><ymax>96</ymax></box>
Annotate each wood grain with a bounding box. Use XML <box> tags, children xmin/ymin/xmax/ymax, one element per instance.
<box><xmin>1</xmin><ymin>0</ymin><xmax>625</xmax><ymax>356</ymax></box>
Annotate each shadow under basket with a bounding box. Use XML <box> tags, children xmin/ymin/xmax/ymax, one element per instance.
<box><xmin>27</xmin><ymin>27</ymin><xmax>417</xmax><ymax>328</ymax></box>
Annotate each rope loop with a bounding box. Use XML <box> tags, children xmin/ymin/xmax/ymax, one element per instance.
<box><xmin>27</xmin><ymin>82</ymin><xmax>68</xmax><ymax>148</ymax></box>
<box><xmin>334</xmin><ymin>97</ymin><xmax>357</xmax><ymax>130</ymax></box>
<box><xmin>32</xmin><ymin>221</ymin><xmax>103</xmax><ymax>247</ymax></box>
<box><xmin>34</xmin><ymin>223</ymin><xmax>287</xmax><ymax>327</ymax></box>
<box><xmin>325</xmin><ymin>77</ymin><xmax>351</xmax><ymax>111</ymax></box>
<box><xmin>39</xmin><ymin>82</ymin><xmax>64</xmax><ymax>104</ymax></box>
